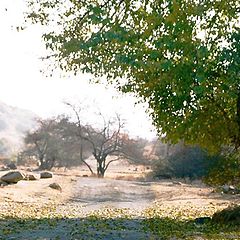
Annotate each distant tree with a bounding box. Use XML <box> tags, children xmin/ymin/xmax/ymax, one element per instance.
<box><xmin>66</xmin><ymin>103</ymin><xmax>128</xmax><ymax>177</ymax></box>
<box><xmin>22</xmin><ymin>117</ymin><xmax>91</xmax><ymax>170</ymax></box>
<box><xmin>23</xmin><ymin>119</ymin><xmax>54</xmax><ymax>169</ymax></box>
<box><xmin>52</xmin><ymin>116</ymin><xmax>92</xmax><ymax>168</ymax></box>
<box><xmin>149</xmin><ymin>139</ymin><xmax>173</xmax><ymax>159</ymax></box>
<box><xmin>121</xmin><ymin>136</ymin><xmax>149</xmax><ymax>164</ymax></box>
<box><xmin>0</xmin><ymin>139</ymin><xmax>8</xmax><ymax>156</ymax></box>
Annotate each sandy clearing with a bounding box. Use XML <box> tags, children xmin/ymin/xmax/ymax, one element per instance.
<box><xmin>0</xmin><ymin>169</ymin><xmax>239</xmax><ymax>240</ymax></box>
<box><xmin>0</xmin><ymin>169</ymin><xmax>238</xmax><ymax>211</ymax></box>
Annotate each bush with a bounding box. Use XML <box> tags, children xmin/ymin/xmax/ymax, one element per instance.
<box><xmin>152</xmin><ymin>144</ymin><xmax>219</xmax><ymax>179</ymax></box>
<box><xmin>204</xmin><ymin>152</ymin><xmax>240</xmax><ymax>186</ymax></box>
<box><xmin>212</xmin><ymin>205</ymin><xmax>240</xmax><ymax>225</ymax></box>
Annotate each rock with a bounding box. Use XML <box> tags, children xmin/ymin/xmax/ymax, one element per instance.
<box><xmin>24</xmin><ymin>173</ymin><xmax>39</xmax><ymax>181</ymax></box>
<box><xmin>194</xmin><ymin>217</ymin><xmax>211</xmax><ymax>224</ymax></box>
<box><xmin>0</xmin><ymin>166</ymin><xmax>9</xmax><ymax>171</ymax></box>
<box><xmin>1</xmin><ymin>171</ymin><xmax>25</xmax><ymax>183</ymax></box>
<box><xmin>49</xmin><ymin>183</ymin><xmax>62</xmax><ymax>191</ymax></box>
<box><xmin>221</xmin><ymin>184</ymin><xmax>239</xmax><ymax>194</ymax></box>
<box><xmin>222</xmin><ymin>184</ymin><xmax>230</xmax><ymax>193</ymax></box>
<box><xmin>6</xmin><ymin>162</ymin><xmax>17</xmax><ymax>170</ymax></box>
<box><xmin>172</xmin><ymin>181</ymin><xmax>182</xmax><ymax>185</ymax></box>
<box><xmin>0</xmin><ymin>181</ymin><xmax>8</xmax><ymax>187</ymax></box>
<box><xmin>40</xmin><ymin>171</ymin><xmax>53</xmax><ymax>179</ymax></box>
<box><xmin>155</xmin><ymin>174</ymin><xmax>172</xmax><ymax>179</ymax></box>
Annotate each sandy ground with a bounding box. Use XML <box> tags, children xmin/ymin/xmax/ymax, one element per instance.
<box><xmin>0</xmin><ymin>167</ymin><xmax>239</xmax><ymax>239</ymax></box>
<box><xmin>0</xmin><ymin>167</ymin><xmax>238</xmax><ymax>210</ymax></box>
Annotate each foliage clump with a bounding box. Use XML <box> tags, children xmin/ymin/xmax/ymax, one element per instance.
<box><xmin>152</xmin><ymin>143</ymin><xmax>219</xmax><ymax>179</ymax></box>
<box><xmin>204</xmin><ymin>151</ymin><xmax>240</xmax><ymax>186</ymax></box>
<box><xmin>212</xmin><ymin>205</ymin><xmax>240</xmax><ymax>226</ymax></box>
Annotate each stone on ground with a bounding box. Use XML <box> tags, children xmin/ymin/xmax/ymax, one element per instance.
<box><xmin>1</xmin><ymin>171</ymin><xmax>25</xmax><ymax>183</ymax></box>
<box><xmin>6</xmin><ymin>162</ymin><xmax>17</xmax><ymax>170</ymax></box>
<box><xmin>40</xmin><ymin>171</ymin><xmax>53</xmax><ymax>179</ymax></box>
<box><xmin>24</xmin><ymin>173</ymin><xmax>40</xmax><ymax>181</ymax></box>
<box><xmin>49</xmin><ymin>182</ymin><xmax>62</xmax><ymax>191</ymax></box>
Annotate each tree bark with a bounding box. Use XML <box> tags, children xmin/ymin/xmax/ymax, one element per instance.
<box><xmin>97</xmin><ymin>158</ymin><xmax>105</xmax><ymax>177</ymax></box>
<box><xmin>80</xmin><ymin>144</ymin><xmax>94</xmax><ymax>175</ymax></box>
<box><xmin>236</xmin><ymin>90</ymin><xmax>240</xmax><ymax>149</ymax></box>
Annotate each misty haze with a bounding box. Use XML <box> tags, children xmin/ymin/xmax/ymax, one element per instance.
<box><xmin>0</xmin><ymin>0</ymin><xmax>239</xmax><ymax>239</ymax></box>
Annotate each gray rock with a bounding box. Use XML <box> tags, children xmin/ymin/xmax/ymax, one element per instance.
<box><xmin>24</xmin><ymin>173</ymin><xmax>39</xmax><ymax>181</ymax></box>
<box><xmin>221</xmin><ymin>184</ymin><xmax>239</xmax><ymax>194</ymax></box>
<box><xmin>6</xmin><ymin>162</ymin><xmax>17</xmax><ymax>170</ymax></box>
<box><xmin>0</xmin><ymin>181</ymin><xmax>8</xmax><ymax>187</ymax></box>
<box><xmin>49</xmin><ymin>182</ymin><xmax>62</xmax><ymax>191</ymax></box>
<box><xmin>194</xmin><ymin>217</ymin><xmax>211</xmax><ymax>224</ymax></box>
<box><xmin>1</xmin><ymin>171</ymin><xmax>25</xmax><ymax>183</ymax></box>
<box><xmin>222</xmin><ymin>184</ymin><xmax>230</xmax><ymax>193</ymax></box>
<box><xmin>40</xmin><ymin>171</ymin><xmax>53</xmax><ymax>179</ymax></box>
<box><xmin>172</xmin><ymin>181</ymin><xmax>182</xmax><ymax>185</ymax></box>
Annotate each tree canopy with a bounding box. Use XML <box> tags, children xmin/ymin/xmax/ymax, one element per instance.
<box><xmin>25</xmin><ymin>0</ymin><xmax>240</xmax><ymax>151</ymax></box>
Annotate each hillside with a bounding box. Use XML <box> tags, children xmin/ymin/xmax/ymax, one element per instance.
<box><xmin>0</xmin><ymin>101</ymin><xmax>37</xmax><ymax>156</ymax></box>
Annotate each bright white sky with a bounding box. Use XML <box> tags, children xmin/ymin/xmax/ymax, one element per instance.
<box><xmin>0</xmin><ymin>0</ymin><xmax>157</xmax><ymax>140</ymax></box>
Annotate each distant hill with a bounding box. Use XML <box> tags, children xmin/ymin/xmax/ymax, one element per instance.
<box><xmin>0</xmin><ymin>101</ymin><xmax>37</xmax><ymax>156</ymax></box>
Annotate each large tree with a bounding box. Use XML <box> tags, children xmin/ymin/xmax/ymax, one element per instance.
<box><xmin>24</xmin><ymin>0</ymin><xmax>239</xmax><ymax>151</ymax></box>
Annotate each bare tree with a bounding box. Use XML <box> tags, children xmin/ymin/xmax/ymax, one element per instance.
<box><xmin>66</xmin><ymin>102</ymin><xmax>126</xmax><ymax>177</ymax></box>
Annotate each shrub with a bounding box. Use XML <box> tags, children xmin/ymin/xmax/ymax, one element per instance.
<box><xmin>152</xmin><ymin>144</ymin><xmax>219</xmax><ymax>179</ymax></box>
<box><xmin>204</xmin><ymin>152</ymin><xmax>240</xmax><ymax>186</ymax></box>
<box><xmin>212</xmin><ymin>205</ymin><xmax>240</xmax><ymax>225</ymax></box>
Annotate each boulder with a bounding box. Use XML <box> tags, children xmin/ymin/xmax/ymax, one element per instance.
<box><xmin>40</xmin><ymin>171</ymin><xmax>53</xmax><ymax>179</ymax></box>
<box><xmin>6</xmin><ymin>162</ymin><xmax>17</xmax><ymax>170</ymax></box>
<box><xmin>0</xmin><ymin>181</ymin><xmax>8</xmax><ymax>187</ymax></box>
<box><xmin>194</xmin><ymin>217</ymin><xmax>211</xmax><ymax>224</ymax></box>
<box><xmin>49</xmin><ymin>182</ymin><xmax>62</xmax><ymax>192</ymax></box>
<box><xmin>1</xmin><ymin>171</ymin><xmax>25</xmax><ymax>183</ymax></box>
<box><xmin>24</xmin><ymin>173</ymin><xmax>39</xmax><ymax>181</ymax></box>
<box><xmin>221</xmin><ymin>184</ymin><xmax>239</xmax><ymax>194</ymax></box>
<box><xmin>222</xmin><ymin>184</ymin><xmax>230</xmax><ymax>193</ymax></box>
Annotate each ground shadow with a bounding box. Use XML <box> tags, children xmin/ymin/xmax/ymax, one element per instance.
<box><xmin>1</xmin><ymin>215</ymin><xmax>240</xmax><ymax>240</ymax></box>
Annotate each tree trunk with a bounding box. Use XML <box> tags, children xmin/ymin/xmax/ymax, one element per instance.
<box><xmin>236</xmin><ymin>90</ymin><xmax>240</xmax><ymax>149</ymax></box>
<box><xmin>39</xmin><ymin>154</ymin><xmax>44</xmax><ymax>168</ymax></box>
<box><xmin>97</xmin><ymin>159</ymin><xmax>105</xmax><ymax>178</ymax></box>
<box><xmin>39</xmin><ymin>161</ymin><xmax>49</xmax><ymax>170</ymax></box>
<box><xmin>80</xmin><ymin>144</ymin><xmax>94</xmax><ymax>175</ymax></box>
